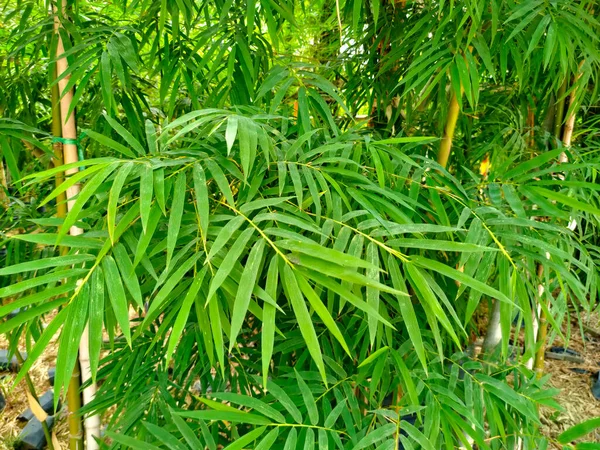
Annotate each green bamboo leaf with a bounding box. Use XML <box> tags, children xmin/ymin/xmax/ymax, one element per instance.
<box><xmin>526</xmin><ymin>15</ymin><xmax>551</xmax><ymax>58</ymax></box>
<box><xmin>153</xmin><ymin>168</ymin><xmax>166</xmax><ymax>215</ymax></box>
<box><xmin>167</xmin><ymin>171</ymin><xmax>187</xmax><ymax>269</ymax></box>
<box><xmin>89</xmin><ymin>267</ymin><xmax>104</xmax><ymax>381</ymax></box>
<box><xmin>83</xmin><ymin>129</ymin><xmax>136</xmax><ymax>158</ymax></box>
<box><xmin>210</xmin><ymin>393</ymin><xmax>285</xmax><ymax>423</ymax></box>
<box><xmin>282</xmin><ymin>264</ymin><xmax>327</xmax><ymax>384</ymax></box>
<box><xmin>387</xmin><ymin>238</ymin><xmax>497</xmax><ymax>252</ymax></box>
<box><xmin>207</xmin><ymin>228</ymin><xmax>255</xmax><ymax>302</ymax></box>
<box><xmin>229</xmin><ymin>239</ymin><xmax>266</xmax><ymax>350</ymax></box>
<box><xmin>102</xmin><ymin>255</ymin><xmax>132</xmax><ymax>346</ymax></box>
<box><xmin>224</xmin><ymin>427</ymin><xmax>267</xmax><ymax>450</ymax></box>
<box><xmin>504</xmin><ymin>148</ymin><xmax>563</xmax><ymax>180</ymax></box>
<box><xmin>113</xmin><ymin>243</ymin><xmax>143</xmax><ymax>308</ymax></box>
<box><xmin>366</xmin><ymin>242</ymin><xmax>380</xmax><ymax>346</ymax></box>
<box><xmin>0</xmin><ymin>283</ymin><xmax>74</xmax><ymax>319</ymax></box>
<box><xmin>240</xmin><ymin>197</ymin><xmax>292</xmax><ymax>215</ymax></box>
<box><xmin>55</xmin><ymin>285</ymin><xmax>89</xmax><ymax>409</ymax></box>
<box><xmin>0</xmin><ymin>254</ymin><xmax>93</xmax><ymax>276</ymax></box>
<box><xmin>143</xmin><ymin>422</ymin><xmax>187</xmax><ymax>450</ymax></box>
<box><xmin>140</xmin><ymin>164</ymin><xmax>153</xmax><ymax>233</ymax></box>
<box><xmin>256</xmin><ymin>428</ymin><xmax>279</xmax><ymax>450</ymax></box>
<box><xmin>352</xmin><ymin>423</ymin><xmax>397</xmax><ymax>450</ymax></box>
<box><xmin>225</xmin><ymin>116</ymin><xmax>238</xmax><ymax>155</ymax></box>
<box><xmin>411</xmin><ymin>256</ymin><xmax>514</xmax><ymax>306</ymax></box>
<box><xmin>401</xmin><ymin>421</ymin><xmax>435</xmax><ymax>450</ymax></box>
<box><xmin>171</xmin><ymin>414</ymin><xmax>203</xmax><ymax>449</ymax></box>
<box><xmin>558</xmin><ymin>417</ymin><xmax>600</xmax><ymax>444</ymax></box>
<box><xmin>262</xmin><ymin>256</ymin><xmax>278</xmax><ymax>388</ymax></box>
<box><xmin>324</xmin><ymin>400</ymin><xmax>346</xmax><ymax>428</ymax></box>
<box><xmin>194</xmin><ymin>293</ymin><xmax>215</xmax><ymax>366</ymax></box>
<box><xmin>208</xmin><ymin>216</ymin><xmax>246</xmax><ymax>261</ymax></box>
<box><xmin>0</xmin><ymin>297</ymin><xmax>65</xmax><ymax>335</ymax></box>
<box><xmin>529</xmin><ymin>186</ymin><xmax>600</xmax><ymax>216</ymax></box>
<box><xmin>145</xmin><ymin>119</ymin><xmax>158</xmax><ymax>154</ymax></box>
<box><xmin>108</xmin><ymin>162</ymin><xmax>134</xmax><ymax>243</ymax></box>
<box><xmin>295</xmin><ymin>370</ymin><xmax>319</xmax><ymax>425</ymax></box>
<box><xmin>209</xmin><ymin>294</ymin><xmax>225</xmax><ymax>374</ymax></box>
<box><xmin>205</xmin><ymin>158</ymin><xmax>235</xmax><ymax>207</ymax></box>
<box><xmin>358</xmin><ymin>346</ymin><xmax>389</xmax><ymax>368</ymax></box>
<box><xmin>106</xmin><ymin>432</ymin><xmax>162</xmax><ymax>450</ymax></box>
<box><xmin>278</xmin><ymin>240</ymin><xmax>379</xmax><ymax>270</ymax></box>
<box><xmin>100</xmin><ymin>51</ymin><xmax>113</xmax><ymax>113</ymax></box>
<box><xmin>134</xmin><ymin>204</ymin><xmax>162</xmax><ymax>267</ymax></box>
<box><xmin>57</xmin><ymin>163</ymin><xmax>117</xmax><ymax>244</ymax></box>
<box><xmin>174</xmin><ymin>409</ymin><xmax>271</xmax><ymax>425</ymax></box>
<box><xmin>474</xmin><ymin>373</ymin><xmax>538</xmax><ymax>422</ymax></box>
<box><xmin>300</xmin><ymin>268</ymin><xmax>393</xmax><ymax>328</ymax></box>
<box><xmin>0</xmin><ymin>269</ymin><xmax>86</xmax><ymax>299</ymax></box>
<box><xmin>296</xmin><ymin>274</ymin><xmax>351</xmax><ymax>356</ymax></box>
<box><xmin>13</xmin><ymin>234</ymin><xmax>103</xmax><ymax>249</ymax></box>
<box><xmin>293</xmin><ymin>254</ymin><xmax>406</xmax><ymax>297</ymax></box>
<box><xmin>256</xmin><ymin>377</ymin><xmax>303</xmax><ymax>423</ymax></box>
<box><xmin>104</xmin><ymin>114</ymin><xmax>146</xmax><ymax>156</ymax></box>
<box><xmin>166</xmin><ymin>270</ymin><xmax>205</xmax><ymax>363</ymax></box>
<box><xmin>193</xmin><ymin>163</ymin><xmax>210</xmax><ymax>242</ymax></box>
<box><xmin>14</xmin><ymin>308</ymin><xmax>68</xmax><ymax>386</ymax></box>
<box><xmin>387</xmin><ymin>255</ymin><xmax>426</xmax><ymax>371</ymax></box>
<box><xmin>143</xmin><ymin>253</ymin><xmax>203</xmax><ymax>325</ymax></box>
<box><xmin>405</xmin><ymin>263</ymin><xmax>461</xmax><ymax>347</ymax></box>
<box><xmin>284</xmin><ymin>429</ymin><xmax>298</xmax><ymax>450</ymax></box>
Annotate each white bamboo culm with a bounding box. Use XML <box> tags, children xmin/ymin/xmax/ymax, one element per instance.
<box><xmin>53</xmin><ymin>4</ymin><xmax>101</xmax><ymax>449</ymax></box>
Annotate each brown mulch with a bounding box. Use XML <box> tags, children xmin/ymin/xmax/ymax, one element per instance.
<box><xmin>0</xmin><ymin>322</ymin><xmax>69</xmax><ymax>449</ymax></box>
<box><xmin>539</xmin><ymin>312</ymin><xmax>600</xmax><ymax>447</ymax></box>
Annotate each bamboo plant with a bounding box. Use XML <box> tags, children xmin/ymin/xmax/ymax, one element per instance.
<box><xmin>0</xmin><ymin>1</ymin><xmax>600</xmax><ymax>449</ymax></box>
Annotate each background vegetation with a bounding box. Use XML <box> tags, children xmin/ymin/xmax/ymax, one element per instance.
<box><xmin>1</xmin><ymin>0</ymin><xmax>600</xmax><ymax>448</ymax></box>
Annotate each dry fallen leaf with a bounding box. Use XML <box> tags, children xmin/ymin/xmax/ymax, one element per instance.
<box><xmin>26</xmin><ymin>390</ymin><xmax>48</xmax><ymax>422</ymax></box>
<box><xmin>52</xmin><ymin>432</ymin><xmax>62</xmax><ymax>450</ymax></box>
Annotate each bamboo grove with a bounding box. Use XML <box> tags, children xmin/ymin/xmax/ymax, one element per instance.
<box><xmin>1</xmin><ymin>0</ymin><xmax>600</xmax><ymax>448</ymax></box>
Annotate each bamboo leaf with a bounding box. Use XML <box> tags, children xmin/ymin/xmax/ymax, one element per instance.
<box><xmin>296</xmin><ymin>274</ymin><xmax>351</xmax><ymax>357</ymax></box>
<box><xmin>229</xmin><ymin>239</ymin><xmax>265</xmax><ymax>350</ymax></box>
<box><xmin>282</xmin><ymin>264</ymin><xmax>327</xmax><ymax>384</ymax></box>
<box><xmin>0</xmin><ymin>254</ymin><xmax>93</xmax><ymax>276</ymax></box>
<box><xmin>140</xmin><ymin>164</ymin><xmax>153</xmax><ymax>233</ymax></box>
<box><xmin>102</xmin><ymin>255</ymin><xmax>132</xmax><ymax>346</ymax></box>
<box><xmin>295</xmin><ymin>370</ymin><xmax>319</xmax><ymax>425</ymax></box>
<box><xmin>558</xmin><ymin>417</ymin><xmax>600</xmax><ymax>444</ymax></box>
<box><xmin>104</xmin><ymin>114</ymin><xmax>146</xmax><ymax>156</ymax></box>
<box><xmin>174</xmin><ymin>409</ymin><xmax>271</xmax><ymax>425</ymax></box>
<box><xmin>167</xmin><ymin>171</ymin><xmax>187</xmax><ymax>269</ymax></box>
<box><xmin>108</xmin><ymin>162</ymin><xmax>134</xmax><ymax>243</ymax></box>
<box><xmin>262</xmin><ymin>256</ymin><xmax>278</xmax><ymax>388</ymax></box>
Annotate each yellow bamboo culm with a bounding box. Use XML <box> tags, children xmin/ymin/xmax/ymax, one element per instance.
<box><xmin>437</xmin><ymin>91</ymin><xmax>460</xmax><ymax>169</ymax></box>
<box><xmin>562</xmin><ymin>62</ymin><xmax>585</xmax><ymax>149</ymax></box>
<box><xmin>53</xmin><ymin>1</ymin><xmax>100</xmax><ymax>448</ymax></box>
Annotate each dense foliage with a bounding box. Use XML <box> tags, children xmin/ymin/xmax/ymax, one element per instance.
<box><xmin>1</xmin><ymin>0</ymin><xmax>600</xmax><ymax>449</ymax></box>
